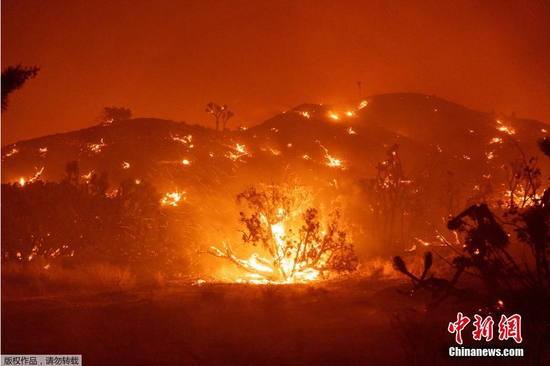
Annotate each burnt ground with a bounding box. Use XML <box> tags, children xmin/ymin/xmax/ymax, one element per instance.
<box><xmin>2</xmin><ymin>277</ymin><xmax>545</xmax><ymax>365</ymax></box>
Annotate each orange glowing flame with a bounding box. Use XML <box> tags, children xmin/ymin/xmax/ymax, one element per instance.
<box><xmin>489</xmin><ymin>137</ymin><xmax>503</xmax><ymax>144</ymax></box>
<box><xmin>357</xmin><ymin>100</ymin><xmax>368</xmax><ymax>110</ymax></box>
<box><xmin>82</xmin><ymin>171</ymin><xmax>94</xmax><ymax>183</ymax></box>
<box><xmin>496</xmin><ymin>120</ymin><xmax>515</xmax><ymax>135</ymax></box>
<box><xmin>2</xmin><ymin>147</ymin><xmax>19</xmax><ymax>160</ymax></box>
<box><xmin>17</xmin><ymin>167</ymin><xmax>45</xmax><ymax>186</ymax></box>
<box><xmin>105</xmin><ymin>189</ymin><xmax>119</xmax><ymax>198</ymax></box>
<box><xmin>171</xmin><ymin>133</ymin><xmax>193</xmax><ymax>144</ymax></box>
<box><xmin>161</xmin><ymin>190</ymin><xmax>185</xmax><ymax>206</ymax></box>
<box><xmin>86</xmin><ymin>138</ymin><xmax>106</xmax><ymax>154</ymax></box>
<box><xmin>122</xmin><ymin>161</ymin><xmax>130</xmax><ymax>169</ymax></box>
<box><xmin>320</xmin><ymin>145</ymin><xmax>344</xmax><ymax>168</ymax></box>
<box><xmin>236</xmin><ymin>144</ymin><xmax>246</xmax><ymax>153</ymax></box>
<box><xmin>296</xmin><ymin>111</ymin><xmax>310</xmax><ymax>119</ymax></box>
<box><xmin>328</xmin><ymin>111</ymin><xmax>339</xmax><ymax>120</ymax></box>
<box><xmin>347</xmin><ymin>127</ymin><xmax>357</xmax><ymax>135</ymax></box>
<box><xmin>226</xmin><ymin>143</ymin><xmax>249</xmax><ymax>161</ymax></box>
<box><xmin>39</xmin><ymin>147</ymin><xmax>48</xmax><ymax>157</ymax></box>
<box><xmin>182</xmin><ymin>159</ymin><xmax>191</xmax><ymax>165</ymax></box>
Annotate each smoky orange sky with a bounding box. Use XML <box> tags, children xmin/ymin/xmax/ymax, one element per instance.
<box><xmin>2</xmin><ymin>0</ymin><xmax>550</xmax><ymax>145</ymax></box>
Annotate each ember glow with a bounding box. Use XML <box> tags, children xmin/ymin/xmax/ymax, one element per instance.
<box><xmin>2</xmin><ymin>147</ymin><xmax>19</xmax><ymax>160</ymax></box>
<box><xmin>171</xmin><ymin>133</ymin><xmax>192</xmax><ymax>144</ymax></box>
<box><xmin>496</xmin><ymin>120</ymin><xmax>515</xmax><ymax>135</ymax></box>
<box><xmin>320</xmin><ymin>145</ymin><xmax>344</xmax><ymax>168</ymax></box>
<box><xmin>161</xmin><ymin>190</ymin><xmax>185</xmax><ymax>206</ymax></box>
<box><xmin>226</xmin><ymin>143</ymin><xmax>249</xmax><ymax>161</ymax></box>
<box><xmin>17</xmin><ymin>167</ymin><xmax>45</xmax><ymax>186</ymax></box>
<box><xmin>82</xmin><ymin>171</ymin><xmax>95</xmax><ymax>183</ymax></box>
<box><xmin>85</xmin><ymin>138</ymin><xmax>106</xmax><ymax>154</ymax></box>
<box><xmin>296</xmin><ymin>111</ymin><xmax>310</xmax><ymax>119</ymax></box>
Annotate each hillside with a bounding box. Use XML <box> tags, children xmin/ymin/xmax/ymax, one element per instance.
<box><xmin>2</xmin><ymin>92</ymin><xmax>549</xmax><ymax>255</ymax></box>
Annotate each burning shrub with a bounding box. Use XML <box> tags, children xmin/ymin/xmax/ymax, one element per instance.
<box><xmin>207</xmin><ymin>183</ymin><xmax>358</xmax><ymax>282</ymax></box>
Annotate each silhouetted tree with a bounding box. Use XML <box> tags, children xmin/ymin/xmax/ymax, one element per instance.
<box><xmin>368</xmin><ymin>144</ymin><xmax>411</xmax><ymax>249</ymax></box>
<box><xmin>98</xmin><ymin>106</ymin><xmax>132</xmax><ymax>125</ymax></box>
<box><xmin>205</xmin><ymin>102</ymin><xmax>233</xmax><ymax>131</ymax></box>
<box><xmin>1</xmin><ymin>64</ymin><xmax>40</xmax><ymax>112</ymax></box>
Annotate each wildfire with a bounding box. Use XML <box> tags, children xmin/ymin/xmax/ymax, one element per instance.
<box><xmin>122</xmin><ymin>161</ymin><xmax>130</xmax><ymax>169</ymax></box>
<box><xmin>171</xmin><ymin>133</ymin><xmax>192</xmax><ymax>144</ymax></box>
<box><xmin>161</xmin><ymin>190</ymin><xmax>186</xmax><ymax>206</ymax></box>
<box><xmin>86</xmin><ymin>138</ymin><xmax>106</xmax><ymax>154</ymax></box>
<box><xmin>357</xmin><ymin>100</ymin><xmax>368</xmax><ymax>110</ymax></box>
<box><xmin>82</xmin><ymin>171</ymin><xmax>94</xmax><ymax>183</ymax></box>
<box><xmin>182</xmin><ymin>159</ymin><xmax>191</xmax><ymax>165</ymax></box>
<box><xmin>347</xmin><ymin>127</ymin><xmax>357</xmax><ymax>135</ymax></box>
<box><xmin>489</xmin><ymin>137</ymin><xmax>503</xmax><ymax>144</ymax></box>
<box><xmin>496</xmin><ymin>120</ymin><xmax>515</xmax><ymax>135</ymax></box>
<box><xmin>39</xmin><ymin>147</ymin><xmax>48</xmax><ymax>157</ymax></box>
<box><xmin>2</xmin><ymin>147</ymin><xmax>19</xmax><ymax>160</ymax></box>
<box><xmin>206</xmin><ymin>182</ymin><xmax>358</xmax><ymax>285</ymax></box>
<box><xmin>320</xmin><ymin>145</ymin><xmax>344</xmax><ymax>168</ymax></box>
<box><xmin>226</xmin><ymin>143</ymin><xmax>249</xmax><ymax>161</ymax></box>
<box><xmin>296</xmin><ymin>111</ymin><xmax>310</xmax><ymax>119</ymax></box>
<box><xmin>17</xmin><ymin>167</ymin><xmax>45</xmax><ymax>186</ymax></box>
<box><xmin>328</xmin><ymin>111</ymin><xmax>339</xmax><ymax>120</ymax></box>
<box><xmin>105</xmin><ymin>189</ymin><xmax>119</xmax><ymax>198</ymax></box>
<box><xmin>236</xmin><ymin>144</ymin><xmax>246</xmax><ymax>154</ymax></box>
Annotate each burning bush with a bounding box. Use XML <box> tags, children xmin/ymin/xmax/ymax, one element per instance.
<box><xmin>207</xmin><ymin>183</ymin><xmax>358</xmax><ymax>282</ymax></box>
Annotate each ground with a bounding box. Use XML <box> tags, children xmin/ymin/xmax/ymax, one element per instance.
<box><xmin>1</xmin><ymin>276</ymin><xmax>541</xmax><ymax>365</ymax></box>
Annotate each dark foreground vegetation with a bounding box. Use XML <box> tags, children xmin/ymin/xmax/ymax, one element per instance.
<box><xmin>2</xmin><ymin>274</ymin><xmax>549</xmax><ymax>366</ymax></box>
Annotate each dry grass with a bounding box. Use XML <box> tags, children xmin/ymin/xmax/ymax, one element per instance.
<box><xmin>1</xmin><ymin>261</ymin><xmax>137</xmax><ymax>297</ymax></box>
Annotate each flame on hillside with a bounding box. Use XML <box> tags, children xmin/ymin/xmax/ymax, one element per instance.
<box><xmin>161</xmin><ymin>190</ymin><xmax>186</xmax><ymax>206</ymax></box>
<box><xmin>2</xmin><ymin>147</ymin><xmax>19</xmax><ymax>160</ymax></box>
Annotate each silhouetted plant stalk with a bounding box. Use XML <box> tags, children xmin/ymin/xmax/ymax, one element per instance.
<box><xmin>394</xmin><ymin>137</ymin><xmax>550</xmax><ymax>306</ymax></box>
